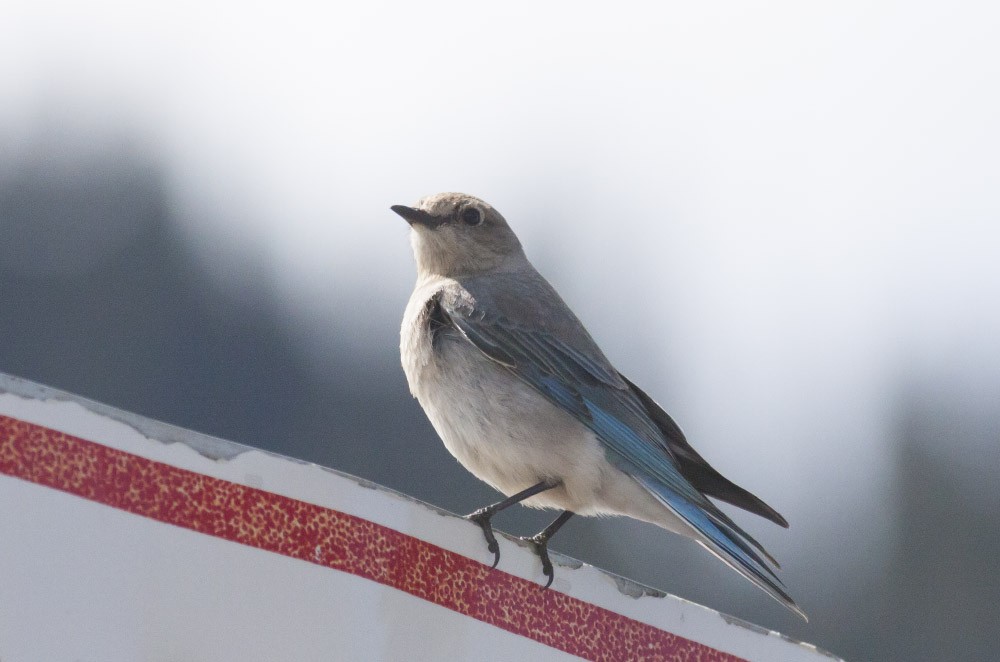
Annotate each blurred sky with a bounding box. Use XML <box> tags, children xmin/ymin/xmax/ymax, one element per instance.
<box><xmin>3</xmin><ymin>1</ymin><xmax>1000</xmax><ymax>658</ymax></box>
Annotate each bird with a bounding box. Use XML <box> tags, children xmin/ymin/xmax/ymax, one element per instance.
<box><xmin>392</xmin><ymin>192</ymin><xmax>805</xmax><ymax>620</ymax></box>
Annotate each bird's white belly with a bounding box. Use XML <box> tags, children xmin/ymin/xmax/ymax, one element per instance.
<box><xmin>419</xmin><ymin>336</ymin><xmax>591</xmax><ymax>502</ymax></box>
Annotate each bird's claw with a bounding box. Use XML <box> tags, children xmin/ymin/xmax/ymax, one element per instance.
<box><xmin>520</xmin><ymin>534</ymin><xmax>556</xmax><ymax>589</ymax></box>
<box><xmin>466</xmin><ymin>510</ymin><xmax>501</xmax><ymax>568</ymax></box>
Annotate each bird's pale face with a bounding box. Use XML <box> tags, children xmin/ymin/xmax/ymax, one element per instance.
<box><xmin>392</xmin><ymin>193</ymin><xmax>524</xmax><ymax>278</ymax></box>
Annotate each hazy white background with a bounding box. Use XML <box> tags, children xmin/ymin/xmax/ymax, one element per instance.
<box><xmin>3</xmin><ymin>2</ymin><xmax>999</xmax><ymax>659</ymax></box>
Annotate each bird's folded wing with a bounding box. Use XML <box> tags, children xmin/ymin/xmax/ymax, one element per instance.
<box><xmin>437</xmin><ymin>285</ymin><xmax>763</xmax><ymax>532</ymax></box>
<box><xmin>436</xmin><ymin>284</ymin><xmax>805</xmax><ymax>618</ymax></box>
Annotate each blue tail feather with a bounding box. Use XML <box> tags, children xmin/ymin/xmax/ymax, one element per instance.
<box><xmin>636</xmin><ymin>474</ymin><xmax>808</xmax><ymax>621</ymax></box>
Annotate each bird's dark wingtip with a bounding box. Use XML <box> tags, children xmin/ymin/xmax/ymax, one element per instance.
<box><xmin>762</xmin><ymin>503</ymin><xmax>790</xmax><ymax>529</ymax></box>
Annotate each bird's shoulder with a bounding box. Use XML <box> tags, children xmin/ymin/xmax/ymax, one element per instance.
<box><xmin>440</xmin><ymin>270</ymin><xmax>628</xmax><ymax>391</ymax></box>
<box><xmin>444</xmin><ymin>271</ymin><xmax>576</xmax><ymax>331</ymax></box>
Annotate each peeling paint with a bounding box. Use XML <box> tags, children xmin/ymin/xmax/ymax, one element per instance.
<box><xmin>612</xmin><ymin>574</ymin><xmax>668</xmax><ymax>599</ymax></box>
<box><xmin>0</xmin><ymin>373</ymin><xmax>255</xmax><ymax>461</ymax></box>
<box><xmin>720</xmin><ymin>613</ymin><xmax>844</xmax><ymax>660</ymax></box>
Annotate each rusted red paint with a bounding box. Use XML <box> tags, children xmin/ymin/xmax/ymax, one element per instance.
<box><xmin>0</xmin><ymin>414</ymin><xmax>744</xmax><ymax>662</ymax></box>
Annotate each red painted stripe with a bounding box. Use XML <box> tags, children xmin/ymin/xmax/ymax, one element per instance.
<box><xmin>0</xmin><ymin>414</ymin><xmax>743</xmax><ymax>662</ymax></box>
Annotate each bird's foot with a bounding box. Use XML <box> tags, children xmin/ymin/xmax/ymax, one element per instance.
<box><xmin>465</xmin><ymin>508</ymin><xmax>501</xmax><ymax>568</ymax></box>
<box><xmin>462</xmin><ymin>484</ymin><xmax>563</xmax><ymax>572</ymax></box>
<box><xmin>519</xmin><ymin>534</ymin><xmax>556</xmax><ymax>589</ymax></box>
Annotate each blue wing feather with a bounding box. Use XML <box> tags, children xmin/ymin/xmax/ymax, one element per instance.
<box><xmin>438</xmin><ymin>290</ymin><xmax>805</xmax><ymax>619</ymax></box>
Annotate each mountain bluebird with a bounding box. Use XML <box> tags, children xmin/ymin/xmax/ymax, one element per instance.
<box><xmin>393</xmin><ymin>192</ymin><xmax>805</xmax><ymax>620</ymax></box>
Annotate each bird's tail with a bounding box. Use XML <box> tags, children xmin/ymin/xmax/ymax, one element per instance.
<box><xmin>635</xmin><ymin>475</ymin><xmax>808</xmax><ymax>621</ymax></box>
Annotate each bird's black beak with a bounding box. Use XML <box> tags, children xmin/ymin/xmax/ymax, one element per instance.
<box><xmin>391</xmin><ymin>205</ymin><xmax>443</xmax><ymax>228</ymax></box>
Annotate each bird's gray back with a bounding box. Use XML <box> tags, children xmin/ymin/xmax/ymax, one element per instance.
<box><xmin>446</xmin><ymin>269</ymin><xmax>627</xmax><ymax>390</ymax></box>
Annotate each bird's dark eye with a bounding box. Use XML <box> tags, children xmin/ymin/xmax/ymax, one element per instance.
<box><xmin>461</xmin><ymin>207</ymin><xmax>482</xmax><ymax>226</ymax></box>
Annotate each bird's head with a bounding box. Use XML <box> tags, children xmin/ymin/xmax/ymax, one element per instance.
<box><xmin>392</xmin><ymin>193</ymin><xmax>525</xmax><ymax>278</ymax></box>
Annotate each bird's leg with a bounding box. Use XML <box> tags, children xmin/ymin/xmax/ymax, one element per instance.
<box><xmin>465</xmin><ymin>480</ymin><xmax>559</xmax><ymax>568</ymax></box>
<box><xmin>521</xmin><ymin>510</ymin><xmax>574</xmax><ymax>589</ymax></box>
